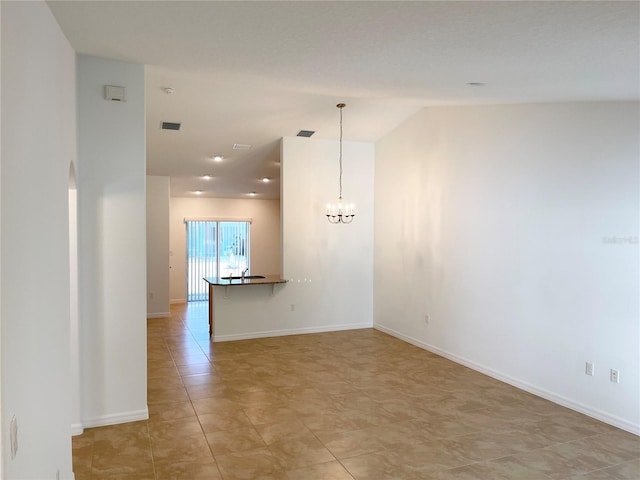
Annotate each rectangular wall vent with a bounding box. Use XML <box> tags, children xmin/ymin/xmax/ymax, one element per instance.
<box><xmin>161</xmin><ymin>122</ymin><xmax>181</xmax><ymax>131</ymax></box>
<box><xmin>297</xmin><ymin>130</ymin><xmax>315</xmax><ymax>137</ymax></box>
<box><xmin>104</xmin><ymin>85</ymin><xmax>126</xmax><ymax>102</ymax></box>
<box><xmin>233</xmin><ymin>143</ymin><xmax>252</xmax><ymax>150</ymax></box>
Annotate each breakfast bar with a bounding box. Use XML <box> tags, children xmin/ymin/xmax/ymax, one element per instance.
<box><xmin>203</xmin><ymin>275</ymin><xmax>288</xmax><ymax>338</ymax></box>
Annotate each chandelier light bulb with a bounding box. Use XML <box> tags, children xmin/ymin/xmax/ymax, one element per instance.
<box><xmin>326</xmin><ymin>197</ymin><xmax>355</xmax><ymax>224</ymax></box>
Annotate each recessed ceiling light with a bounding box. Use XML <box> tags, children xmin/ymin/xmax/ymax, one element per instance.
<box><xmin>162</xmin><ymin>87</ymin><xmax>175</xmax><ymax>95</ymax></box>
<box><xmin>212</xmin><ymin>155</ymin><xmax>223</xmax><ymax>162</ymax></box>
<box><xmin>467</xmin><ymin>82</ymin><xmax>486</xmax><ymax>86</ymax></box>
<box><xmin>262</xmin><ymin>177</ymin><xmax>270</xmax><ymax>183</ymax></box>
<box><xmin>203</xmin><ymin>175</ymin><xmax>213</xmax><ymax>179</ymax></box>
<box><xmin>248</xmin><ymin>192</ymin><xmax>257</xmax><ymax>196</ymax></box>
<box><xmin>194</xmin><ymin>190</ymin><xmax>203</xmax><ymax>195</ymax></box>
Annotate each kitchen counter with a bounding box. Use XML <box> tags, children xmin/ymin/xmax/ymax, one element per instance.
<box><xmin>203</xmin><ymin>275</ymin><xmax>288</xmax><ymax>286</ymax></box>
<box><xmin>203</xmin><ymin>275</ymin><xmax>288</xmax><ymax>337</ymax></box>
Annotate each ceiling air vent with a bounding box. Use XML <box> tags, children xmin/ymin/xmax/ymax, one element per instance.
<box><xmin>161</xmin><ymin>121</ymin><xmax>181</xmax><ymax>131</ymax></box>
<box><xmin>233</xmin><ymin>143</ymin><xmax>252</xmax><ymax>150</ymax></box>
<box><xmin>297</xmin><ymin>130</ymin><xmax>315</xmax><ymax>138</ymax></box>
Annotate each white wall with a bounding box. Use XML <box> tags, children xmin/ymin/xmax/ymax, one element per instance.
<box><xmin>77</xmin><ymin>55</ymin><xmax>148</xmax><ymax>427</ymax></box>
<box><xmin>281</xmin><ymin>136</ymin><xmax>374</xmax><ymax>329</ymax></box>
<box><xmin>147</xmin><ymin>176</ymin><xmax>170</xmax><ymax>317</ymax></box>
<box><xmin>1</xmin><ymin>2</ymin><xmax>4</xmax><ymax>471</ymax></box>
<box><xmin>211</xmin><ymin>137</ymin><xmax>374</xmax><ymax>341</ymax></box>
<box><xmin>0</xmin><ymin>1</ymin><xmax>3</xmax><ymax>469</ymax></box>
<box><xmin>170</xmin><ymin>197</ymin><xmax>281</xmax><ymax>303</ymax></box>
<box><xmin>1</xmin><ymin>2</ymin><xmax>76</xmax><ymax>478</ymax></box>
<box><xmin>374</xmin><ymin>102</ymin><xmax>640</xmax><ymax>433</ymax></box>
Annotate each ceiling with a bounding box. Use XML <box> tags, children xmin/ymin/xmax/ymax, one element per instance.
<box><xmin>48</xmin><ymin>1</ymin><xmax>639</xmax><ymax>199</ymax></box>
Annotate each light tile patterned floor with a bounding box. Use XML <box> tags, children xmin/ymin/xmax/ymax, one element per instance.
<box><xmin>73</xmin><ymin>302</ymin><xmax>640</xmax><ymax>480</ymax></box>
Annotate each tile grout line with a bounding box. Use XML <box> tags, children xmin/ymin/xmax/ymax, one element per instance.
<box><xmin>183</xmin><ymin>316</ymin><xmax>228</xmax><ymax>480</ymax></box>
<box><xmin>146</xmin><ymin>422</ymin><xmax>158</xmax><ymax>480</ymax></box>
<box><xmin>193</xmin><ymin>397</ymin><xmax>226</xmax><ymax>480</ymax></box>
<box><xmin>304</xmin><ymin>424</ymin><xmax>357</xmax><ymax>479</ymax></box>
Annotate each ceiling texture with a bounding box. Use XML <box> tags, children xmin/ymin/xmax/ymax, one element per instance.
<box><xmin>48</xmin><ymin>1</ymin><xmax>640</xmax><ymax>199</ymax></box>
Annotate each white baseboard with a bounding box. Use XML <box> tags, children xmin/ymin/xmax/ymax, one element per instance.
<box><xmin>214</xmin><ymin>322</ymin><xmax>372</xmax><ymax>343</ymax></box>
<box><xmin>71</xmin><ymin>423</ymin><xmax>84</xmax><ymax>436</ymax></box>
<box><xmin>147</xmin><ymin>312</ymin><xmax>171</xmax><ymax>319</ymax></box>
<box><xmin>80</xmin><ymin>408</ymin><xmax>149</xmax><ymax>429</ymax></box>
<box><xmin>374</xmin><ymin>323</ymin><xmax>640</xmax><ymax>436</ymax></box>
<box><xmin>170</xmin><ymin>299</ymin><xmax>186</xmax><ymax>305</ymax></box>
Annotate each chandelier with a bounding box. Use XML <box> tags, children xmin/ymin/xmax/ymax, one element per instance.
<box><xmin>326</xmin><ymin>103</ymin><xmax>355</xmax><ymax>224</ymax></box>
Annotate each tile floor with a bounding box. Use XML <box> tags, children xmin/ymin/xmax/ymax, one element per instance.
<box><xmin>72</xmin><ymin>302</ymin><xmax>640</xmax><ymax>480</ymax></box>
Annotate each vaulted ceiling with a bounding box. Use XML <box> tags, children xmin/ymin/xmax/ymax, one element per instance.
<box><xmin>48</xmin><ymin>1</ymin><xmax>640</xmax><ymax>199</ymax></box>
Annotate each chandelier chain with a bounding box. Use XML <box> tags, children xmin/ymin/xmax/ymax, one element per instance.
<box><xmin>339</xmin><ymin>105</ymin><xmax>343</xmax><ymax>199</ymax></box>
<box><xmin>326</xmin><ymin>102</ymin><xmax>354</xmax><ymax>224</ymax></box>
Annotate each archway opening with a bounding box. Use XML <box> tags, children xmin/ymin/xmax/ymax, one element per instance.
<box><xmin>69</xmin><ymin>162</ymin><xmax>82</xmax><ymax>435</ymax></box>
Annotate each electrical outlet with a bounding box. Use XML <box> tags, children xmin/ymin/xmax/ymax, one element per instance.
<box><xmin>424</xmin><ymin>314</ymin><xmax>430</xmax><ymax>325</ymax></box>
<box><xmin>290</xmin><ymin>304</ymin><xmax>295</xmax><ymax>312</ymax></box>
<box><xmin>149</xmin><ymin>291</ymin><xmax>155</xmax><ymax>300</ymax></box>
<box><xmin>610</xmin><ymin>369</ymin><xmax>620</xmax><ymax>383</ymax></box>
<box><xmin>585</xmin><ymin>362</ymin><xmax>595</xmax><ymax>376</ymax></box>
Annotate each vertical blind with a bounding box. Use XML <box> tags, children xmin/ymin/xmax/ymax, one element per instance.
<box><xmin>186</xmin><ymin>219</ymin><xmax>250</xmax><ymax>301</ymax></box>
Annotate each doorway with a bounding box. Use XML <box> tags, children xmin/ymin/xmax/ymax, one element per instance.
<box><xmin>186</xmin><ymin>220</ymin><xmax>250</xmax><ymax>301</ymax></box>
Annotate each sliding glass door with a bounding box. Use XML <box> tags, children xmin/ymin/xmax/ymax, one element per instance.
<box><xmin>186</xmin><ymin>220</ymin><xmax>250</xmax><ymax>301</ymax></box>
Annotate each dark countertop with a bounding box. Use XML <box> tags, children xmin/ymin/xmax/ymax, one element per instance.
<box><xmin>203</xmin><ymin>275</ymin><xmax>288</xmax><ymax>286</ymax></box>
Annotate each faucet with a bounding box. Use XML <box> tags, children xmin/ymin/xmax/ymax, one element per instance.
<box><xmin>241</xmin><ymin>267</ymin><xmax>249</xmax><ymax>281</ymax></box>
